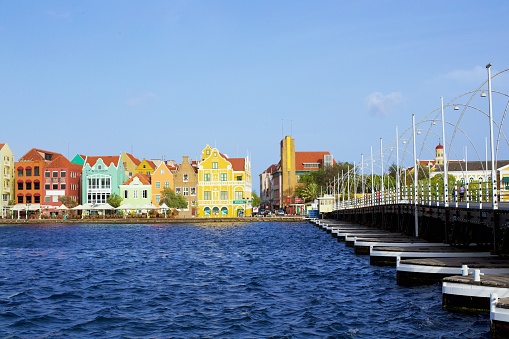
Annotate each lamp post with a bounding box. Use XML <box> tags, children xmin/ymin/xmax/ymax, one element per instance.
<box><xmin>25</xmin><ymin>203</ymin><xmax>30</xmax><ymax>220</ymax></box>
<box><xmin>412</xmin><ymin>114</ymin><xmax>419</xmax><ymax>237</ymax></box>
<box><xmin>396</xmin><ymin>127</ymin><xmax>400</xmax><ymax>204</ymax></box>
<box><xmin>371</xmin><ymin>146</ymin><xmax>374</xmax><ymax>206</ymax></box>
<box><xmin>440</xmin><ymin>97</ymin><xmax>449</xmax><ymax>207</ymax></box>
<box><xmin>486</xmin><ymin>63</ymin><xmax>498</xmax><ymax>210</ymax></box>
<box><xmin>380</xmin><ymin>137</ymin><xmax>384</xmax><ymax>205</ymax></box>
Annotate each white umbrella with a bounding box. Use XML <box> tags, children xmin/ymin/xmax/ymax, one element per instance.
<box><xmin>96</xmin><ymin>203</ymin><xmax>114</xmax><ymax>210</ymax></box>
<box><xmin>57</xmin><ymin>204</ymin><xmax>69</xmax><ymax>210</ymax></box>
<box><xmin>159</xmin><ymin>203</ymin><xmax>169</xmax><ymax>210</ymax></box>
<box><xmin>115</xmin><ymin>203</ymin><xmax>134</xmax><ymax>210</ymax></box>
<box><xmin>72</xmin><ymin>204</ymin><xmax>84</xmax><ymax>210</ymax></box>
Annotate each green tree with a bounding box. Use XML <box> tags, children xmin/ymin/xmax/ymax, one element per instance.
<box><xmin>160</xmin><ymin>188</ymin><xmax>188</xmax><ymax>209</ymax></box>
<box><xmin>59</xmin><ymin>196</ymin><xmax>78</xmax><ymax>208</ymax></box>
<box><xmin>251</xmin><ymin>191</ymin><xmax>261</xmax><ymax>207</ymax></box>
<box><xmin>107</xmin><ymin>193</ymin><xmax>123</xmax><ymax>208</ymax></box>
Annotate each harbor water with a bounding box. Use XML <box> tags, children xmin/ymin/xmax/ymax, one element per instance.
<box><xmin>0</xmin><ymin>222</ymin><xmax>489</xmax><ymax>338</ymax></box>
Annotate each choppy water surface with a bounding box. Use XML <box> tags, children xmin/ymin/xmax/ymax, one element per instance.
<box><xmin>0</xmin><ymin>222</ymin><xmax>489</xmax><ymax>338</ymax></box>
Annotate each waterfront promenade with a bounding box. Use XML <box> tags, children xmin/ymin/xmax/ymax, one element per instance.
<box><xmin>0</xmin><ymin>215</ymin><xmax>305</xmax><ymax>225</ymax></box>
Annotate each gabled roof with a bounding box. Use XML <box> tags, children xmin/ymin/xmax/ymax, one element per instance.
<box><xmin>19</xmin><ymin>148</ymin><xmax>64</xmax><ymax>163</ymax></box>
<box><xmin>85</xmin><ymin>155</ymin><xmax>121</xmax><ymax>167</ymax></box>
<box><xmin>0</xmin><ymin>143</ymin><xmax>5</xmax><ymax>150</ymax></box>
<box><xmin>47</xmin><ymin>155</ymin><xmax>81</xmax><ymax>171</ymax></box>
<box><xmin>124</xmin><ymin>152</ymin><xmax>141</xmax><ymax>166</ymax></box>
<box><xmin>122</xmin><ymin>173</ymin><xmax>151</xmax><ymax>185</ymax></box>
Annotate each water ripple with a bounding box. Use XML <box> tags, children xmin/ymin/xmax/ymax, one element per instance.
<box><xmin>0</xmin><ymin>222</ymin><xmax>490</xmax><ymax>338</ymax></box>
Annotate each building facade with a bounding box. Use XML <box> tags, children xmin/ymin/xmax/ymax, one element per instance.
<box><xmin>15</xmin><ymin>148</ymin><xmax>64</xmax><ymax>207</ymax></box>
<box><xmin>81</xmin><ymin>155</ymin><xmax>127</xmax><ymax>205</ymax></box>
<box><xmin>0</xmin><ymin>143</ymin><xmax>14</xmax><ymax>217</ymax></box>
<box><xmin>43</xmin><ymin>155</ymin><xmax>82</xmax><ymax>208</ymax></box>
<box><xmin>151</xmin><ymin>161</ymin><xmax>175</xmax><ymax>206</ymax></box>
<box><xmin>120</xmin><ymin>173</ymin><xmax>152</xmax><ymax>207</ymax></box>
<box><xmin>174</xmin><ymin>155</ymin><xmax>198</xmax><ymax>217</ymax></box>
<box><xmin>260</xmin><ymin>136</ymin><xmax>335</xmax><ymax>211</ymax></box>
<box><xmin>197</xmin><ymin>145</ymin><xmax>252</xmax><ymax>217</ymax></box>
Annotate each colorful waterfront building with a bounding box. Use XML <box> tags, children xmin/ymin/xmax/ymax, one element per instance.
<box><xmin>81</xmin><ymin>155</ymin><xmax>127</xmax><ymax>205</ymax></box>
<box><xmin>15</xmin><ymin>148</ymin><xmax>65</xmax><ymax>209</ymax></box>
<box><xmin>119</xmin><ymin>173</ymin><xmax>152</xmax><ymax>207</ymax></box>
<box><xmin>260</xmin><ymin>136</ymin><xmax>335</xmax><ymax>212</ymax></box>
<box><xmin>121</xmin><ymin>152</ymin><xmax>141</xmax><ymax>179</ymax></box>
<box><xmin>151</xmin><ymin>161</ymin><xmax>175</xmax><ymax>206</ymax></box>
<box><xmin>134</xmin><ymin>159</ymin><xmax>156</xmax><ymax>175</ymax></box>
<box><xmin>0</xmin><ymin>143</ymin><xmax>14</xmax><ymax>217</ymax></box>
<box><xmin>197</xmin><ymin>145</ymin><xmax>252</xmax><ymax>217</ymax></box>
<box><xmin>174</xmin><ymin>155</ymin><xmax>198</xmax><ymax>217</ymax></box>
<box><xmin>43</xmin><ymin>155</ymin><xmax>82</xmax><ymax>211</ymax></box>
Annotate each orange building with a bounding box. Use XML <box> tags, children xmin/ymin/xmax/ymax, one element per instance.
<box><xmin>15</xmin><ymin>148</ymin><xmax>64</xmax><ymax>209</ymax></box>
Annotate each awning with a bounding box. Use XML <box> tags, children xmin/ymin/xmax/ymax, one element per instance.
<box><xmin>503</xmin><ymin>177</ymin><xmax>509</xmax><ymax>183</ymax></box>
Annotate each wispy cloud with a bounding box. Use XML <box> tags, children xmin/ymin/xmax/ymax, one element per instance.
<box><xmin>46</xmin><ymin>10</ymin><xmax>71</xmax><ymax>20</ymax></box>
<box><xmin>366</xmin><ymin>91</ymin><xmax>403</xmax><ymax>117</ymax></box>
<box><xmin>439</xmin><ymin>66</ymin><xmax>486</xmax><ymax>84</ymax></box>
<box><xmin>127</xmin><ymin>92</ymin><xmax>158</xmax><ymax>107</ymax></box>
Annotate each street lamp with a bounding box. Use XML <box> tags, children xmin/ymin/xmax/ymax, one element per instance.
<box><xmin>441</xmin><ymin>97</ymin><xmax>449</xmax><ymax>207</ymax></box>
<box><xmin>25</xmin><ymin>203</ymin><xmax>30</xmax><ymax>220</ymax></box>
<box><xmin>486</xmin><ymin>63</ymin><xmax>498</xmax><ymax>210</ymax></box>
<box><xmin>412</xmin><ymin>113</ymin><xmax>419</xmax><ymax>237</ymax></box>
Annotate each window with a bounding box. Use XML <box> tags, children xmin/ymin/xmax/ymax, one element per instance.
<box><xmin>44</xmin><ymin>196</ymin><xmax>50</xmax><ymax>202</ymax></box>
<box><xmin>183</xmin><ymin>174</ymin><xmax>188</xmax><ymax>182</ymax></box>
<box><xmin>220</xmin><ymin>173</ymin><xmax>227</xmax><ymax>181</ymax></box>
<box><xmin>175</xmin><ymin>187</ymin><xmax>181</xmax><ymax>194</ymax></box>
<box><xmin>160</xmin><ymin>169</ymin><xmax>165</xmax><ymax>174</ymax></box>
<box><xmin>156</xmin><ymin>182</ymin><xmax>161</xmax><ymax>189</ymax></box>
<box><xmin>133</xmin><ymin>190</ymin><xmax>138</xmax><ymax>199</ymax></box>
<box><xmin>52</xmin><ymin>196</ymin><xmax>58</xmax><ymax>203</ymax></box>
<box><xmin>26</xmin><ymin>182</ymin><xmax>32</xmax><ymax>190</ymax></box>
<box><xmin>190</xmin><ymin>187</ymin><xmax>196</xmax><ymax>196</ymax></box>
<box><xmin>52</xmin><ymin>184</ymin><xmax>58</xmax><ymax>189</ymax></box>
<box><xmin>204</xmin><ymin>191</ymin><xmax>211</xmax><ymax>200</ymax></box>
<box><xmin>124</xmin><ymin>191</ymin><xmax>128</xmax><ymax>199</ymax></box>
<box><xmin>45</xmin><ymin>183</ymin><xmax>50</xmax><ymax>190</ymax></box>
<box><xmin>236</xmin><ymin>175</ymin><xmax>242</xmax><ymax>181</ymax></box>
<box><xmin>212</xmin><ymin>162</ymin><xmax>218</xmax><ymax>169</ymax></box>
<box><xmin>34</xmin><ymin>182</ymin><xmax>40</xmax><ymax>190</ymax></box>
<box><xmin>34</xmin><ymin>167</ymin><xmax>40</xmax><ymax>176</ymax></box>
<box><xmin>17</xmin><ymin>169</ymin><xmax>23</xmax><ymax>177</ymax></box>
<box><xmin>220</xmin><ymin>191</ymin><xmax>228</xmax><ymax>200</ymax></box>
<box><xmin>60</xmin><ymin>184</ymin><xmax>66</xmax><ymax>190</ymax></box>
<box><xmin>17</xmin><ymin>182</ymin><xmax>23</xmax><ymax>190</ymax></box>
<box><xmin>155</xmin><ymin>194</ymin><xmax>160</xmax><ymax>203</ymax></box>
<box><xmin>17</xmin><ymin>196</ymin><xmax>23</xmax><ymax>203</ymax></box>
<box><xmin>45</xmin><ymin>171</ymin><xmax>50</xmax><ymax>178</ymax></box>
<box><xmin>26</xmin><ymin>168</ymin><xmax>32</xmax><ymax>176</ymax></box>
<box><xmin>164</xmin><ymin>181</ymin><xmax>169</xmax><ymax>188</ymax></box>
<box><xmin>34</xmin><ymin>196</ymin><xmax>40</xmax><ymax>203</ymax></box>
<box><xmin>60</xmin><ymin>171</ymin><xmax>66</xmax><ymax>177</ymax></box>
<box><xmin>183</xmin><ymin>187</ymin><xmax>189</xmax><ymax>196</ymax></box>
<box><xmin>204</xmin><ymin>173</ymin><xmax>210</xmax><ymax>181</ymax></box>
<box><xmin>52</xmin><ymin>171</ymin><xmax>58</xmax><ymax>177</ymax></box>
<box><xmin>235</xmin><ymin>191</ymin><xmax>243</xmax><ymax>200</ymax></box>
<box><xmin>142</xmin><ymin>190</ymin><xmax>148</xmax><ymax>199</ymax></box>
<box><xmin>26</xmin><ymin>196</ymin><xmax>32</xmax><ymax>203</ymax></box>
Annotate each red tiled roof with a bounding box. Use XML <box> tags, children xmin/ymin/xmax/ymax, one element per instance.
<box><xmin>295</xmin><ymin>151</ymin><xmax>334</xmax><ymax>171</ymax></box>
<box><xmin>0</xmin><ymin>143</ymin><xmax>5</xmax><ymax>150</ymax></box>
<box><xmin>86</xmin><ymin>156</ymin><xmax>120</xmax><ymax>167</ymax></box>
<box><xmin>228</xmin><ymin>158</ymin><xmax>246</xmax><ymax>171</ymax></box>
<box><xmin>122</xmin><ymin>173</ymin><xmax>151</xmax><ymax>185</ymax></box>
<box><xmin>47</xmin><ymin>155</ymin><xmax>81</xmax><ymax>171</ymax></box>
<box><xmin>19</xmin><ymin>148</ymin><xmax>64</xmax><ymax>162</ymax></box>
<box><xmin>125</xmin><ymin>153</ymin><xmax>141</xmax><ymax>166</ymax></box>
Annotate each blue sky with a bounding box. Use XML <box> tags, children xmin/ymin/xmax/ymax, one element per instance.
<box><xmin>1</xmin><ymin>1</ymin><xmax>509</xmax><ymax>191</ymax></box>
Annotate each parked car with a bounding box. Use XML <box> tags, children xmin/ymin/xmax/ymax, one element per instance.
<box><xmin>259</xmin><ymin>209</ymin><xmax>271</xmax><ymax>216</ymax></box>
<box><xmin>276</xmin><ymin>209</ymin><xmax>285</xmax><ymax>216</ymax></box>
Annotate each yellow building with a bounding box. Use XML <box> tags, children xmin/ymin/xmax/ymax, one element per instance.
<box><xmin>134</xmin><ymin>159</ymin><xmax>156</xmax><ymax>175</ymax></box>
<box><xmin>197</xmin><ymin>145</ymin><xmax>252</xmax><ymax>217</ymax></box>
<box><xmin>0</xmin><ymin>143</ymin><xmax>14</xmax><ymax>218</ymax></box>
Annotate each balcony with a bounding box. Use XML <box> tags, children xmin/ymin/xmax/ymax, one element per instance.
<box><xmin>3</xmin><ymin>187</ymin><xmax>10</xmax><ymax>193</ymax></box>
<box><xmin>4</xmin><ymin>161</ymin><xmax>10</xmax><ymax>167</ymax></box>
<box><xmin>3</xmin><ymin>173</ymin><xmax>10</xmax><ymax>180</ymax></box>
